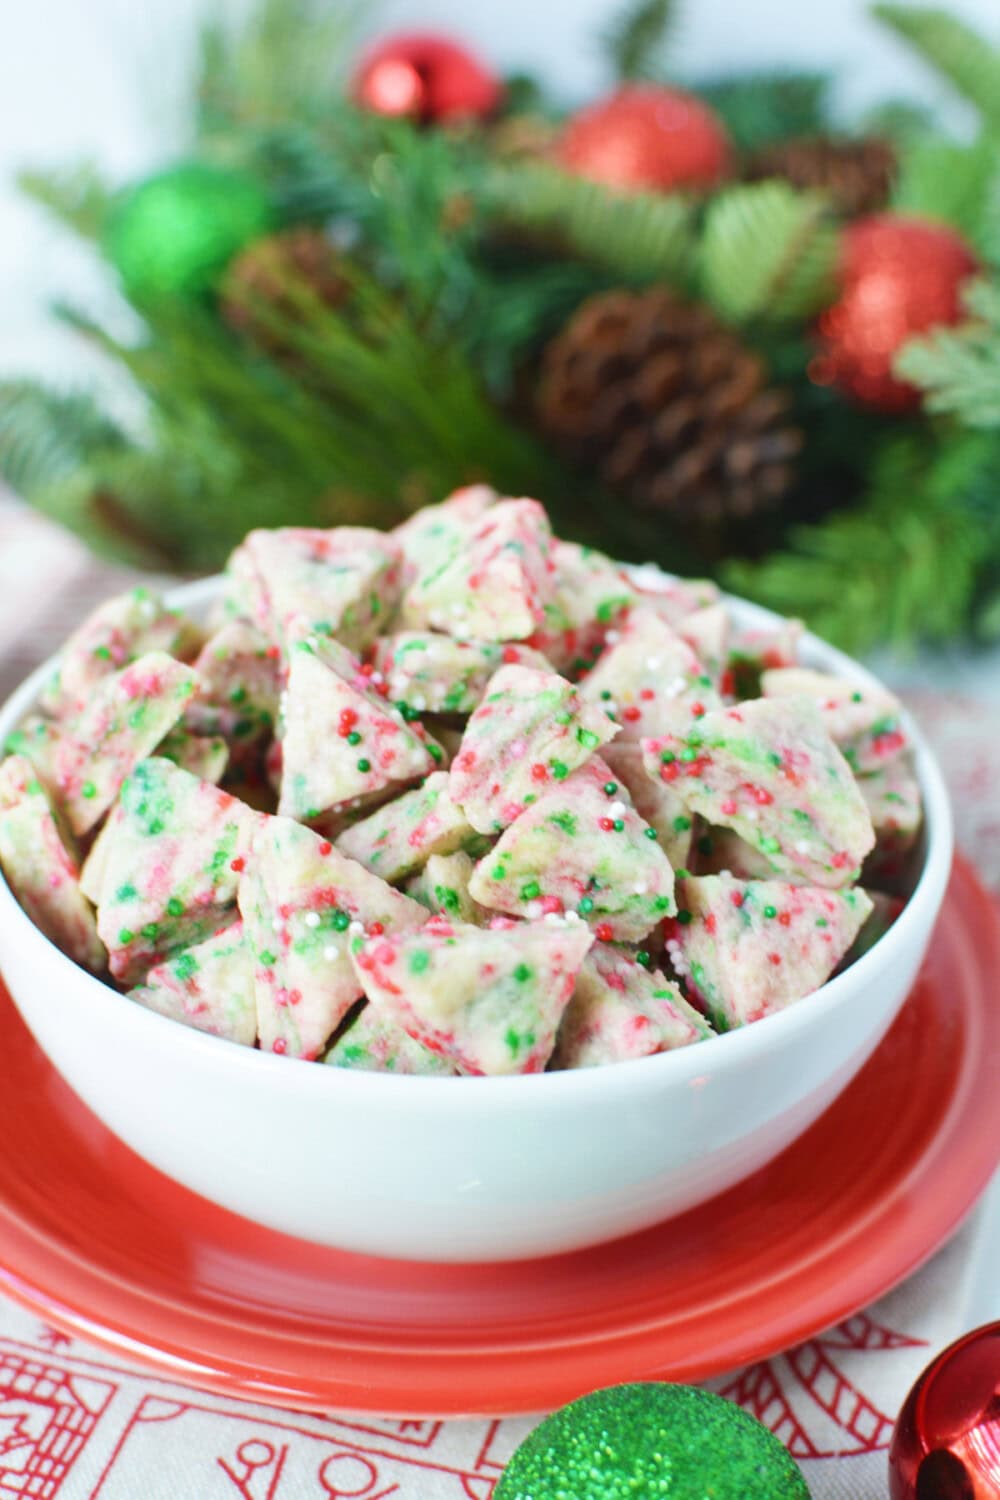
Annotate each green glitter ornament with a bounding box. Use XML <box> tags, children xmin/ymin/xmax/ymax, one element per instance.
<box><xmin>495</xmin><ymin>1383</ymin><xmax>809</xmax><ymax>1500</ymax></box>
<box><xmin>104</xmin><ymin>162</ymin><xmax>273</xmax><ymax>303</ymax></box>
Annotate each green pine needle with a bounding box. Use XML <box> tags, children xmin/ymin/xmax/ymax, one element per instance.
<box><xmin>487</xmin><ymin>162</ymin><xmax>696</xmax><ymax>287</ymax></box>
<box><xmin>872</xmin><ymin>4</ymin><xmax>1000</xmax><ymax>129</ymax></box>
<box><xmin>17</xmin><ymin>164</ymin><xmax>114</xmax><ymax>242</ymax></box>
<box><xmin>602</xmin><ymin>0</ymin><xmax>679</xmax><ymax>82</ymax></box>
<box><xmin>695</xmin><ymin>72</ymin><xmax>830</xmax><ymax>151</ymax></box>
<box><xmin>891</xmin><ymin>135</ymin><xmax>1000</xmax><ymax>254</ymax></box>
<box><xmin>727</xmin><ymin>432</ymin><xmax>999</xmax><ymax>653</ymax></box>
<box><xmin>896</xmin><ymin>279</ymin><xmax>1000</xmax><ymax>426</ymax></box>
<box><xmin>700</xmin><ymin>181</ymin><xmax>839</xmax><ymax>325</ymax></box>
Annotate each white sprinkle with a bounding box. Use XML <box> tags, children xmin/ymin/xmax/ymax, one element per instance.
<box><xmin>429</xmin><ymin>610</ymin><xmax>446</xmax><ymax>628</ymax></box>
<box><xmin>371</xmin><ymin>671</ymin><xmax>384</xmax><ymax>685</ymax></box>
<box><xmin>304</xmin><ymin>911</ymin><xmax>321</xmax><ymax>928</ymax></box>
<box><xmin>449</xmin><ymin>601</ymin><xmax>464</xmax><ymax>615</ymax></box>
<box><xmin>323</xmin><ymin>944</ymin><xmax>340</xmax><ymax>961</ymax></box>
<box><xmin>271</xmin><ymin>916</ymin><xmax>285</xmax><ymax>933</ymax></box>
<box><xmin>609</xmin><ymin>800</ymin><xmax>627</xmax><ymax>819</ymax></box>
<box><xmin>564</xmin><ymin>910</ymin><xmax>581</xmax><ymax>924</ymax></box>
<box><xmin>543</xmin><ymin>911</ymin><xmax>563</xmax><ymax>925</ymax></box>
<box><xmin>412</xmin><ymin>695</ymin><xmax>427</xmax><ymax>711</ymax></box>
<box><xmin>664</xmin><ymin>675</ymin><xmax>687</xmax><ymax>699</ymax></box>
<box><xmin>633</xmin><ymin>881</ymin><xmax>648</xmax><ymax>895</ymax></box>
<box><xmin>795</xmin><ymin>839</ymin><xmax>812</xmax><ymax>855</ymax></box>
<box><xmin>645</xmin><ymin>656</ymin><xmax>662</xmax><ymax>672</ymax></box>
<box><xmin>606</xmin><ymin>630</ymin><xmax>621</xmax><ymax>645</ymax></box>
<box><xmin>348</xmin><ymin>920</ymin><xmax>364</xmax><ymax>936</ymax></box>
<box><xmin>526</xmin><ymin>900</ymin><xmax>543</xmax><ymax>919</ymax></box>
<box><xmin>307</xmin><ymin>634</ymin><xmax>319</xmax><ymax>650</ymax></box>
<box><xmin>140</xmin><ymin>598</ymin><xmax>157</xmax><ymax>619</ymax></box>
<box><xmin>510</xmin><ymin>739</ymin><xmax>527</xmax><ymax>759</ymax></box>
<box><xmin>744</xmin><ymin>808</ymin><xmax>759</xmax><ymax>822</ymax></box>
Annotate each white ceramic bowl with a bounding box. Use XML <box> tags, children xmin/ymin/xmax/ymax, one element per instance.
<box><xmin>0</xmin><ymin>578</ymin><xmax>952</xmax><ymax>1262</ymax></box>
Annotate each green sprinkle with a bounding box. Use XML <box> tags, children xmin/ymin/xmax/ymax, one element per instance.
<box><xmin>115</xmin><ymin>882</ymin><xmax>137</xmax><ymax>903</ymax></box>
<box><xmin>259</xmin><ymin>948</ymin><xmax>277</xmax><ymax>967</ymax></box>
<box><xmin>141</xmin><ymin>923</ymin><xmax>159</xmax><ymax>941</ymax></box>
<box><xmin>521</xmin><ymin>880</ymin><xmax>541</xmax><ymax>900</ymax></box>
<box><xmin>346</xmin><ymin>731</ymin><xmax>362</xmax><ymax>746</ymax></box>
<box><xmin>673</xmin><ymin>815</ymin><xmax>692</xmax><ymax>832</ymax></box>
<box><xmin>768</xmin><ymin>751</ymin><xmax>783</xmax><ymax>767</ymax></box>
<box><xmin>332</xmin><ymin>910</ymin><xmax>350</xmax><ymax>932</ymax></box>
<box><xmin>600</xmin><ymin>689</ymin><xmax>613</xmax><ymax>701</ymax></box>
<box><xmin>654</xmin><ymin>895</ymin><xmax>672</xmax><ymax>912</ymax></box>
<box><xmin>491</xmin><ymin>864</ymin><xmax>506</xmax><ymax>881</ymax></box>
<box><xmin>816</xmin><ymin>917</ymin><xmax>829</xmax><ymax>928</ymax></box>
<box><xmin>763</xmin><ymin>904</ymin><xmax>778</xmax><ymax>919</ymax></box>
<box><xmin>356</xmin><ymin>758</ymin><xmax>372</xmax><ymax>773</ymax></box>
<box><xmin>698</xmin><ymin>674</ymin><xmax>712</xmax><ymax>688</ymax></box>
<box><xmin>118</xmin><ymin>927</ymin><xmax>134</xmax><ymax>945</ymax></box>
<box><xmin>644</xmin><ymin>827</ymin><xmax>658</xmax><ymax>840</ymax></box>
<box><xmin>94</xmin><ymin>644</ymin><xmax>112</xmax><ymax>661</ymax></box>
<box><xmin>513</xmin><ymin>963</ymin><xmax>532</xmax><ymax>982</ymax></box>
<box><xmin>603</xmin><ymin>782</ymin><xmax>618</xmax><ymax>796</ymax></box>
<box><xmin>761</xmin><ymin>836</ymin><xmax>781</xmax><ymax>854</ymax></box>
<box><xmin>660</xmin><ymin>750</ymin><xmax>676</xmax><ymax>764</ymax></box>
<box><xmin>613</xmin><ymin>818</ymin><xmax>624</xmax><ymax>832</ymax></box>
<box><xmin>852</xmin><ymin>691</ymin><xmax>863</xmax><ymax>702</ymax></box>
<box><xmin>674</xmin><ymin>868</ymin><xmax>690</xmax><ymax>881</ymax></box>
<box><xmin>578</xmin><ymin>897</ymin><xmax>595</xmax><ymax>914</ymax></box>
<box><xmin>229</xmin><ymin>686</ymin><xmax>248</xmax><ymax>705</ymax></box>
<box><xmin>577</xmin><ymin>728</ymin><xmax>600</xmax><ymax>749</ymax></box>
<box><xmin>149</xmin><ymin>818</ymin><xmax>164</xmax><ymax>836</ymax></box>
<box><xmin>81</xmin><ymin>781</ymin><xmax>97</xmax><ymax>800</ymax></box>
<box><xmin>550</xmin><ymin>760</ymin><xmax>569</xmax><ymax>780</ymax></box>
<box><xmin>505</xmin><ymin>1027</ymin><xmax>522</xmax><ymax>1056</ymax></box>
<box><xmin>680</xmin><ymin>748</ymin><xmax>698</xmax><ymax>763</ymax></box>
<box><xmin>410</xmin><ymin>950</ymin><xmax>430</xmax><ymax>975</ymax></box>
<box><xmin>555</xmin><ymin>711</ymin><xmax>573</xmax><ymax>726</ymax></box>
<box><xmin>677</xmin><ymin>909</ymin><xmax>693</xmax><ymax>925</ymax></box>
<box><xmin>166</xmin><ymin>897</ymin><xmax>185</xmax><ymax>918</ymax></box>
<box><xmin>427</xmin><ymin>742</ymin><xmax>444</xmax><ymax>764</ymax></box>
<box><xmin>635</xmin><ymin>950</ymin><xmax>651</xmax><ymax>968</ymax></box>
<box><xmin>174</xmin><ymin>952</ymin><xmax>198</xmax><ymax>982</ymax></box>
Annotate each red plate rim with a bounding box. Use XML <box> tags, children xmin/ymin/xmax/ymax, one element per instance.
<box><xmin>0</xmin><ymin>853</ymin><xmax>998</xmax><ymax>1418</ymax></box>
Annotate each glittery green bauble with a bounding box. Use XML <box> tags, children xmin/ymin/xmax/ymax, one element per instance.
<box><xmin>104</xmin><ymin>162</ymin><xmax>273</xmax><ymax>303</ymax></box>
<box><xmin>496</xmin><ymin>1383</ymin><xmax>809</xmax><ymax>1499</ymax></box>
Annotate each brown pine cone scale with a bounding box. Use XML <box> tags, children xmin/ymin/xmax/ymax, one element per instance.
<box><xmin>537</xmin><ymin>288</ymin><xmax>802</xmax><ymax>527</ymax></box>
<box><xmin>743</xmin><ymin>135</ymin><xmax>897</xmax><ymax>218</ymax></box>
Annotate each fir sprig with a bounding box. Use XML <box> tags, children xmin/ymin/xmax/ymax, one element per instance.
<box><xmin>603</xmin><ymin>0</ymin><xmax>679</xmax><ymax>82</ymax></box>
<box><xmin>699</xmin><ymin>182</ymin><xmax>839</xmax><ymax>324</ymax></box>
<box><xmin>727</xmin><ymin>432</ymin><xmax>1000</xmax><ymax>652</ymax></box>
<box><xmin>895</xmin><ymin>279</ymin><xmax>1000</xmax><ymax>426</ymax></box>
<box><xmin>872</xmin><ymin>4</ymin><xmax>1000</xmax><ymax>129</ymax></box>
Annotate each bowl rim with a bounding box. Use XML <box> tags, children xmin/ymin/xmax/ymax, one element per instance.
<box><xmin>0</xmin><ymin>572</ymin><xmax>954</xmax><ymax>1105</ymax></box>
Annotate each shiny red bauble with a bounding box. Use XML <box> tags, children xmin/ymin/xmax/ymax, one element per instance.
<box><xmin>353</xmin><ymin>32</ymin><xmax>503</xmax><ymax>124</ymax></box>
<box><xmin>812</xmin><ymin>213</ymin><xmax>978</xmax><ymax>413</ymax></box>
<box><xmin>557</xmin><ymin>84</ymin><xmax>731</xmax><ymax>195</ymax></box>
<box><xmin>889</xmin><ymin>1321</ymin><xmax>1000</xmax><ymax>1499</ymax></box>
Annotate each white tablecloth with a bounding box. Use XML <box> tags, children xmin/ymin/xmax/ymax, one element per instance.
<box><xmin>1</xmin><ymin>496</ymin><xmax>998</xmax><ymax>1500</ymax></box>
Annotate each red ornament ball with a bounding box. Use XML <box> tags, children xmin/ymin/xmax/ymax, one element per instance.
<box><xmin>557</xmin><ymin>84</ymin><xmax>731</xmax><ymax>195</ymax></box>
<box><xmin>353</xmin><ymin>32</ymin><xmax>503</xmax><ymax>124</ymax></box>
<box><xmin>889</xmin><ymin>1320</ymin><xmax>1000</xmax><ymax>1499</ymax></box>
<box><xmin>812</xmin><ymin>213</ymin><xmax>978</xmax><ymax>413</ymax></box>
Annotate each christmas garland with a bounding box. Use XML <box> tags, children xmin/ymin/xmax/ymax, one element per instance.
<box><xmin>4</xmin><ymin>0</ymin><xmax>1000</xmax><ymax>653</ymax></box>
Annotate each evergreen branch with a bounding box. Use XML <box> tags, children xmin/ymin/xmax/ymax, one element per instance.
<box><xmin>695</xmin><ymin>72</ymin><xmax>830</xmax><ymax>151</ymax></box>
<box><xmin>895</xmin><ymin>278</ymin><xmax>1000</xmax><ymax>426</ymax></box>
<box><xmin>0</xmin><ymin>382</ymin><xmax>125</xmax><ymax>496</ymax></box>
<box><xmin>487</xmin><ymin>162</ymin><xmax>697</xmax><ymax>287</ymax></box>
<box><xmin>16</xmin><ymin>164</ymin><xmax>114</xmax><ymax>241</ymax></box>
<box><xmin>891</xmin><ymin>136</ymin><xmax>999</xmax><ymax>252</ymax></box>
<box><xmin>699</xmin><ymin>182</ymin><xmax>839</xmax><ymax>324</ymax></box>
<box><xmin>602</xmin><ymin>0</ymin><xmax>679</xmax><ymax>82</ymax></box>
<box><xmin>727</xmin><ymin>432</ymin><xmax>999</xmax><ymax>652</ymax></box>
<box><xmin>871</xmin><ymin>4</ymin><xmax>1000</xmax><ymax>129</ymax></box>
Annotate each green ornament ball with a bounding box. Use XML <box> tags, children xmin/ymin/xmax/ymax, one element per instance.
<box><xmin>496</xmin><ymin>1383</ymin><xmax>809</xmax><ymax>1500</ymax></box>
<box><xmin>104</xmin><ymin>162</ymin><xmax>273</xmax><ymax>303</ymax></box>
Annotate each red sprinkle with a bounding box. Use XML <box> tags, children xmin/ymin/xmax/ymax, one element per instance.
<box><xmin>720</xmin><ymin>798</ymin><xmax>738</xmax><ymax>816</ymax></box>
<box><xmin>319</xmin><ymin>841</ymin><xmax>333</xmax><ymax>856</ymax></box>
<box><xmin>368</xmin><ymin>921</ymin><xmax>385</xmax><ymax>936</ymax></box>
<box><xmin>595</xmin><ymin>922</ymin><xmax>615</xmax><ymax>942</ymax></box>
<box><xmin>622</xmin><ymin>705</ymin><xmax>642</xmax><ymax>722</ymax></box>
<box><xmin>720</xmin><ymin>668</ymin><xmax>736</xmax><ymax>696</ymax></box>
<box><xmin>730</xmin><ymin>891</ymin><xmax>744</xmax><ymax>907</ymax></box>
<box><xmin>599</xmin><ymin>816</ymin><xmax>616</xmax><ymax>832</ymax></box>
<box><xmin>265</xmin><ymin>645</ymin><xmax>281</xmax><ymax>661</ymax></box>
<box><xmin>751</xmin><ymin>786</ymin><xmax>774</xmax><ymax>805</ymax></box>
<box><xmin>229</xmin><ymin>856</ymin><xmax>245</xmax><ymax>873</ymax></box>
<box><xmin>272</xmin><ymin>1038</ymin><xmax>287</xmax><ymax>1054</ymax></box>
<box><xmin>502</xmin><ymin>646</ymin><xmax>521</xmax><ymax>664</ymax></box>
<box><xmin>359</xmin><ymin>662</ymin><xmax>375</xmax><ymax>677</ymax></box>
<box><xmin>831</xmin><ymin>851</ymin><xmax>851</xmax><ymax>869</ymax></box>
<box><xmin>768</xmin><ymin>952</ymin><xmax>782</xmax><ymax>966</ymax></box>
<box><xmin>690</xmin><ymin>701</ymin><xmax>705</xmax><ymax>717</ymax></box>
<box><xmin>530</xmin><ymin>763</ymin><xmax>548</xmax><ymax>782</ymax></box>
<box><xmin>705</xmin><ymin>913</ymin><xmax>717</xmax><ymax>934</ymax></box>
<box><xmin>539</xmin><ymin>894</ymin><xmax>563</xmax><ymax>915</ymax></box>
<box><xmin>778</xmin><ymin>911</ymin><xmax>792</xmax><ymax>926</ymax></box>
<box><xmin>639</xmin><ymin>688</ymin><xmax>656</xmax><ymax>701</ymax></box>
<box><xmin>660</xmin><ymin>762</ymin><xmax>680</xmax><ymax>784</ymax></box>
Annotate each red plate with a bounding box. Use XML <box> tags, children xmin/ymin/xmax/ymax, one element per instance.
<box><xmin>1</xmin><ymin>853</ymin><xmax>998</xmax><ymax>1419</ymax></box>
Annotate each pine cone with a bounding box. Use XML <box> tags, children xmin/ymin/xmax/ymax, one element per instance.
<box><xmin>743</xmin><ymin>135</ymin><xmax>897</xmax><ymax>218</ymax></box>
<box><xmin>221</xmin><ymin>227</ymin><xmax>348</xmax><ymax>352</ymax></box>
<box><xmin>536</xmin><ymin>287</ymin><xmax>802</xmax><ymax>530</ymax></box>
